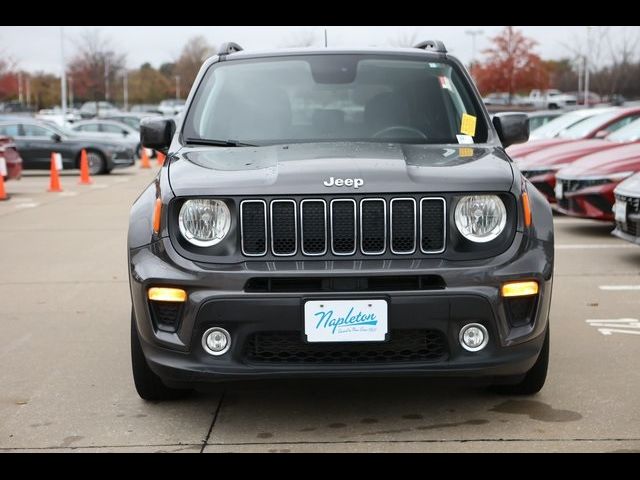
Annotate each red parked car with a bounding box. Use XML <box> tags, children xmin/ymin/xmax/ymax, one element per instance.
<box><xmin>555</xmin><ymin>143</ymin><xmax>640</xmax><ymax>221</ymax></box>
<box><xmin>507</xmin><ymin>107</ymin><xmax>621</xmax><ymax>158</ymax></box>
<box><xmin>518</xmin><ymin>118</ymin><xmax>640</xmax><ymax>202</ymax></box>
<box><xmin>0</xmin><ymin>135</ymin><xmax>22</xmax><ymax>180</ymax></box>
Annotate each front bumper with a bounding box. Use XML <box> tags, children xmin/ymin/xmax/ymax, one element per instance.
<box><xmin>129</xmin><ymin>234</ymin><xmax>553</xmax><ymax>387</ymax></box>
<box><xmin>555</xmin><ymin>182</ymin><xmax>617</xmax><ymax>221</ymax></box>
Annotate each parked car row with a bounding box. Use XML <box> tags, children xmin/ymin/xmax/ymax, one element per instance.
<box><xmin>0</xmin><ymin>116</ymin><xmax>140</xmax><ymax>176</ymax></box>
<box><xmin>509</xmin><ymin>107</ymin><xmax>640</xmax><ymax>247</ymax></box>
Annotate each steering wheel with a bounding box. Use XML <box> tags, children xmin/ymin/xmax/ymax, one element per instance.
<box><xmin>372</xmin><ymin>126</ymin><xmax>428</xmax><ymax>140</ymax></box>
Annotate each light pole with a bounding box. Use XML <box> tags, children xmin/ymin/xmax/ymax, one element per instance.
<box><xmin>123</xmin><ymin>70</ymin><xmax>129</xmax><ymax>111</ymax></box>
<box><xmin>60</xmin><ymin>26</ymin><xmax>68</xmax><ymax>127</ymax></box>
<box><xmin>465</xmin><ymin>29</ymin><xmax>484</xmax><ymax>69</ymax></box>
<box><xmin>584</xmin><ymin>26</ymin><xmax>593</xmax><ymax>107</ymax></box>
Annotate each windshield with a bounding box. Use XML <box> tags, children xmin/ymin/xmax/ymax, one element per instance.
<box><xmin>607</xmin><ymin>118</ymin><xmax>640</xmax><ymax>142</ymax></box>
<box><xmin>558</xmin><ymin>111</ymin><xmax>620</xmax><ymax>139</ymax></box>
<box><xmin>183</xmin><ymin>55</ymin><xmax>488</xmax><ymax>146</ymax></box>
<box><xmin>530</xmin><ymin>112</ymin><xmax>589</xmax><ymax>140</ymax></box>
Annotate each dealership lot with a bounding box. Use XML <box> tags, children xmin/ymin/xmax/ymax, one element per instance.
<box><xmin>0</xmin><ymin>166</ymin><xmax>639</xmax><ymax>453</ymax></box>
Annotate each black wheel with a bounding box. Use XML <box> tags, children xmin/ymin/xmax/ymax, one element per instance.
<box><xmin>136</xmin><ymin>144</ymin><xmax>143</xmax><ymax>159</ymax></box>
<box><xmin>86</xmin><ymin>150</ymin><xmax>107</xmax><ymax>175</ymax></box>
<box><xmin>490</xmin><ymin>327</ymin><xmax>549</xmax><ymax>396</ymax></box>
<box><xmin>131</xmin><ymin>309</ymin><xmax>192</xmax><ymax>401</ymax></box>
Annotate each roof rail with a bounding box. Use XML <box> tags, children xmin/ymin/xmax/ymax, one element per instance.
<box><xmin>413</xmin><ymin>40</ymin><xmax>447</xmax><ymax>54</ymax></box>
<box><xmin>218</xmin><ymin>42</ymin><xmax>244</xmax><ymax>56</ymax></box>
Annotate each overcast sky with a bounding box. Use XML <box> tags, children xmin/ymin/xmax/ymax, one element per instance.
<box><xmin>0</xmin><ymin>26</ymin><xmax>622</xmax><ymax>73</ymax></box>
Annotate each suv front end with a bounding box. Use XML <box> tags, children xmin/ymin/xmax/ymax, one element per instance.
<box><xmin>128</xmin><ymin>44</ymin><xmax>554</xmax><ymax>400</ymax></box>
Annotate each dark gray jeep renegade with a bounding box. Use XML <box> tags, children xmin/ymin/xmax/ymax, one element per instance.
<box><xmin>128</xmin><ymin>41</ymin><xmax>554</xmax><ymax>400</ymax></box>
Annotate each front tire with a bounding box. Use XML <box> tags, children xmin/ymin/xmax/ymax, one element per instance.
<box><xmin>491</xmin><ymin>327</ymin><xmax>549</xmax><ymax>396</ymax></box>
<box><xmin>131</xmin><ymin>309</ymin><xmax>192</xmax><ymax>401</ymax></box>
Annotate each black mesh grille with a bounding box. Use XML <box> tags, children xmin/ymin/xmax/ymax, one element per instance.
<box><xmin>245</xmin><ymin>330</ymin><xmax>448</xmax><ymax>364</ymax></box>
<box><xmin>421</xmin><ymin>199</ymin><xmax>445</xmax><ymax>252</ymax></box>
<box><xmin>391</xmin><ymin>199</ymin><xmax>416</xmax><ymax>253</ymax></box>
<box><xmin>361</xmin><ymin>200</ymin><xmax>385</xmax><ymax>254</ymax></box>
<box><xmin>301</xmin><ymin>201</ymin><xmax>326</xmax><ymax>255</ymax></box>
<box><xmin>331</xmin><ymin>200</ymin><xmax>356</xmax><ymax>254</ymax></box>
<box><xmin>240</xmin><ymin>201</ymin><xmax>266</xmax><ymax>255</ymax></box>
<box><xmin>149</xmin><ymin>301</ymin><xmax>182</xmax><ymax>333</ymax></box>
<box><xmin>239</xmin><ymin>196</ymin><xmax>445</xmax><ymax>257</ymax></box>
<box><xmin>271</xmin><ymin>201</ymin><xmax>297</xmax><ymax>255</ymax></box>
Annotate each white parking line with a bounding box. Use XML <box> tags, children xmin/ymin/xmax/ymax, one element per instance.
<box><xmin>586</xmin><ymin>319</ymin><xmax>640</xmax><ymax>336</ymax></box>
<box><xmin>599</xmin><ymin>285</ymin><xmax>640</xmax><ymax>291</ymax></box>
<box><xmin>555</xmin><ymin>244</ymin><xmax>635</xmax><ymax>250</ymax></box>
<box><xmin>13</xmin><ymin>203</ymin><xmax>39</xmax><ymax>209</ymax></box>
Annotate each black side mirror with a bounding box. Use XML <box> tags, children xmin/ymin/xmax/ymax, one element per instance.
<box><xmin>51</xmin><ymin>133</ymin><xmax>62</xmax><ymax>143</ymax></box>
<box><xmin>492</xmin><ymin>113</ymin><xmax>529</xmax><ymax>148</ymax></box>
<box><xmin>140</xmin><ymin>117</ymin><xmax>175</xmax><ymax>153</ymax></box>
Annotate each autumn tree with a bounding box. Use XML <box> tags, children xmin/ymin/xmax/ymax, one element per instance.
<box><xmin>126</xmin><ymin>63</ymin><xmax>172</xmax><ymax>104</ymax></box>
<box><xmin>472</xmin><ymin>26</ymin><xmax>549</xmax><ymax>101</ymax></box>
<box><xmin>0</xmin><ymin>56</ymin><xmax>19</xmax><ymax>101</ymax></box>
<box><xmin>174</xmin><ymin>36</ymin><xmax>215</xmax><ymax>97</ymax></box>
<box><xmin>68</xmin><ymin>30</ymin><xmax>126</xmax><ymax>103</ymax></box>
<box><xmin>29</xmin><ymin>72</ymin><xmax>61</xmax><ymax>109</ymax></box>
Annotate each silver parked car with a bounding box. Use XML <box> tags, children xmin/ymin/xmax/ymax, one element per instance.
<box><xmin>70</xmin><ymin>119</ymin><xmax>142</xmax><ymax>158</ymax></box>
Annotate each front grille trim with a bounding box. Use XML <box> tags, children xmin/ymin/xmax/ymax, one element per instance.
<box><xmin>420</xmin><ymin>197</ymin><xmax>447</xmax><ymax>254</ymax></box>
<box><xmin>240</xmin><ymin>200</ymin><xmax>268</xmax><ymax>257</ymax></box>
<box><xmin>330</xmin><ymin>198</ymin><xmax>357</xmax><ymax>256</ymax></box>
<box><xmin>270</xmin><ymin>199</ymin><xmax>298</xmax><ymax>257</ymax></box>
<box><xmin>390</xmin><ymin>197</ymin><xmax>417</xmax><ymax>255</ymax></box>
<box><xmin>359</xmin><ymin>198</ymin><xmax>387</xmax><ymax>255</ymax></box>
<box><xmin>300</xmin><ymin>199</ymin><xmax>328</xmax><ymax>256</ymax></box>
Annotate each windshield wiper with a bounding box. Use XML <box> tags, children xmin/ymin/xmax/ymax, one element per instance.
<box><xmin>185</xmin><ymin>138</ymin><xmax>256</xmax><ymax>147</ymax></box>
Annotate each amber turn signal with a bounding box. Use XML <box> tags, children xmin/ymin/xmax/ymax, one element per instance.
<box><xmin>522</xmin><ymin>192</ymin><xmax>532</xmax><ymax>227</ymax></box>
<box><xmin>501</xmin><ymin>281</ymin><xmax>539</xmax><ymax>298</ymax></box>
<box><xmin>153</xmin><ymin>199</ymin><xmax>162</xmax><ymax>234</ymax></box>
<box><xmin>148</xmin><ymin>287</ymin><xmax>187</xmax><ymax>303</ymax></box>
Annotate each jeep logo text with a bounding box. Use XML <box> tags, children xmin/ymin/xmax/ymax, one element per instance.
<box><xmin>323</xmin><ymin>177</ymin><xmax>364</xmax><ymax>189</ymax></box>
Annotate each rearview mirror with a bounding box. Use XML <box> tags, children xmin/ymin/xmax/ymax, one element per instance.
<box><xmin>140</xmin><ymin>117</ymin><xmax>175</xmax><ymax>153</ymax></box>
<box><xmin>492</xmin><ymin>113</ymin><xmax>529</xmax><ymax>148</ymax></box>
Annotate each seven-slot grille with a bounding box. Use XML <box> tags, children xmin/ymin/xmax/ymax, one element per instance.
<box><xmin>240</xmin><ymin>197</ymin><xmax>446</xmax><ymax>257</ymax></box>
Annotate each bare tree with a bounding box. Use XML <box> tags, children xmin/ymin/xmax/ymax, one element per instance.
<box><xmin>174</xmin><ymin>36</ymin><xmax>216</xmax><ymax>95</ymax></box>
<box><xmin>68</xmin><ymin>29</ymin><xmax>126</xmax><ymax>104</ymax></box>
<box><xmin>280</xmin><ymin>29</ymin><xmax>319</xmax><ymax>48</ymax></box>
<box><xmin>388</xmin><ymin>29</ymin><xmax>421</xmax><ymax>48</ymax></box>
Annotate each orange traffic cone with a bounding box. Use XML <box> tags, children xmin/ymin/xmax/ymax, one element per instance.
<box><xmin>0</xmin><ymin>157</ymin><xmax>8</xmax><ymax>201</ymax></box>
<box><xmin>78</xmin><ymin>149</ymin><xmax>93</xmax><ymax>185</ymax></box>
<box><xmin>140</xmin><ymin>148</ymin><xmax>151</xmax><ymax>169</ymax></box>
<box><xmin>48</xmin><ymin>152</ymin><xmax>63</xmax><ymax>192</ymax></box>
<box><xmin>157</xmin><ymin>152</ymin><xmax>165</xmax><ymax>167</ymax></box>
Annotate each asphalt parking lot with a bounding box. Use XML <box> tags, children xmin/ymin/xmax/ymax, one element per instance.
<box><xmin>0</xmin><ymin>164</ymin><xmax>639</xmax><ymax>453</ymax></box>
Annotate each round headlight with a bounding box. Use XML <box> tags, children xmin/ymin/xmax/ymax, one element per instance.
<box><xmin>454</xmin><ymin>195</ymin><xmax>507</xmax><ymax>243</ymax></box>
<box><xmin>179</xmin><ymin>199</ymin><xmax>231</xmax><ymax>247</ymax></box>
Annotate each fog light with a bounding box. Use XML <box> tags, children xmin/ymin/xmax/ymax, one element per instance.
<box><xmin>459</xmin><ymin>323</ymin><xmax>489</xmax><ymax>352</ymax></box>
<box><xmin>202</xmin><ymin>328</ymin><xmax>231</xmax><ymax>356</ymax></box>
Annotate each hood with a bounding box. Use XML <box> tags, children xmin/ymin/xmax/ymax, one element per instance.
<box><xmin>518</xmin><ymin>139</ymin><xmax>622</xmax><ymax>170</ymax></box>
<box><xmin>557</xmin><ymin>143</ymin><xmax>640</xmax><ymax>178</ymax></box>
<box><xmin>168</xmin><ymin>142</ymin><xmax>514</xmax><ymax>197</ymax></box>
<box><xmin>615</xmin><ymin>172</ymin><xmax>640</xmax><ymax>196</ymax></box>
<box><xmin>506</xmin><ymin>138</ymin><xmax>569</xmax><ymax>158</ymax></box>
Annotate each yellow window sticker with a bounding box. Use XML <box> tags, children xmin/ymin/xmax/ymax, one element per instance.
<box><xmin>460</xmin><ymin>113</ymin><xmax>477</xmax><ymax>137</ymax></box>
<box><xmin>459</xmin><ymin>148</ymin><xmax>473</xmax><ymax>158</ymax></box>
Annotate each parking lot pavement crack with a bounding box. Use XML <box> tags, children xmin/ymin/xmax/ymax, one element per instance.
<box><xmin>203</xmin><ymin>437</ymin><xmax>640</xmax><ymax>447</ymax></box>
<box><xmin>0</xmin><ymin>443</ymin><xmax>202</xmax><ymax>452</ymax></box>
<box><xmin>200</xmin><ymin>392</ymin><xmax>226</xmax><ymax>453</ymax></box>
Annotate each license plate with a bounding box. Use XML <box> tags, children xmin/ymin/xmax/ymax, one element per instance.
<box><xmin>304</xmin><ymin>300</ymin><xmax>388</xmax><ymax>343</ymax></box>
<box><xmin>615</xmin><ymin>201</ymin><xmax>628</xmax><ymax>224</ymax></box>
<box><xmin>555</xmin><ymin>181</ymin><xmax>564</xmax><ymax>200</ymax></box>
